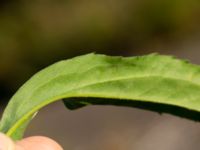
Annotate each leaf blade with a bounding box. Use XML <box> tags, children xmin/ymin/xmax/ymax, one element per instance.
<box><xmin>1</xmin><ymin>53</ymin><xmax>200</xmax><ymax>140</ymax></box>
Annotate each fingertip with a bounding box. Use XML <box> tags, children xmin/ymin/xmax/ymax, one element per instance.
<box><xmin>0</xmin><ymin>133</ymin><xmax>15</xmax><ymax>150</ymax></box>
<box><xmin>16</xmin><ymin>136</ymin><xmax>63</xmax><ymax>150</ymax></box>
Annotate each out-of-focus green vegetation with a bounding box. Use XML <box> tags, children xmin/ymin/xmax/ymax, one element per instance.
<box><xmin>0</xmin><ymin>0</ymin><xmax>200</xmax><ymax>101</ymax></box>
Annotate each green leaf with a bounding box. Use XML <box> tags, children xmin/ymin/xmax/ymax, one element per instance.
<box><xmin>1</xmin><ymin>53</ymin><xmax>200</xmax><ymax>140</ymax></box>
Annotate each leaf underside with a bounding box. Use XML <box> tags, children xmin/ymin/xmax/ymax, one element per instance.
<box><xmin>1</xmin><ymin>53</ymin><xmax>200</xmax><ymax>140</ymax></box>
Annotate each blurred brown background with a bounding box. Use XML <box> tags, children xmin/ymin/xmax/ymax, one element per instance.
<box><xmin>1</xmin><ymin>0</ymin><xmax>200</xmax><ymax>149</ymax></box>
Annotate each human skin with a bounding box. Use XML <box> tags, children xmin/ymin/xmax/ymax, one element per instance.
<box><xmin>0</xmin><ymin>133</ymin><xmax>63</xmax><ymax>150</ymax></box>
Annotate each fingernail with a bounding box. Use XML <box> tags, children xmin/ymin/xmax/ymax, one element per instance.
<box><xmin>0</xmin><ymin>133</ymin><xmax>14</xmax><ymax>150</ymax></box>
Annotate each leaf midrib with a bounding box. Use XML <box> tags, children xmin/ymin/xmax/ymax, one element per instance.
<box><xmin>6</xmin><ymin>73</ymin><xmax>200</xmax><ymax>137</ymax></box>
